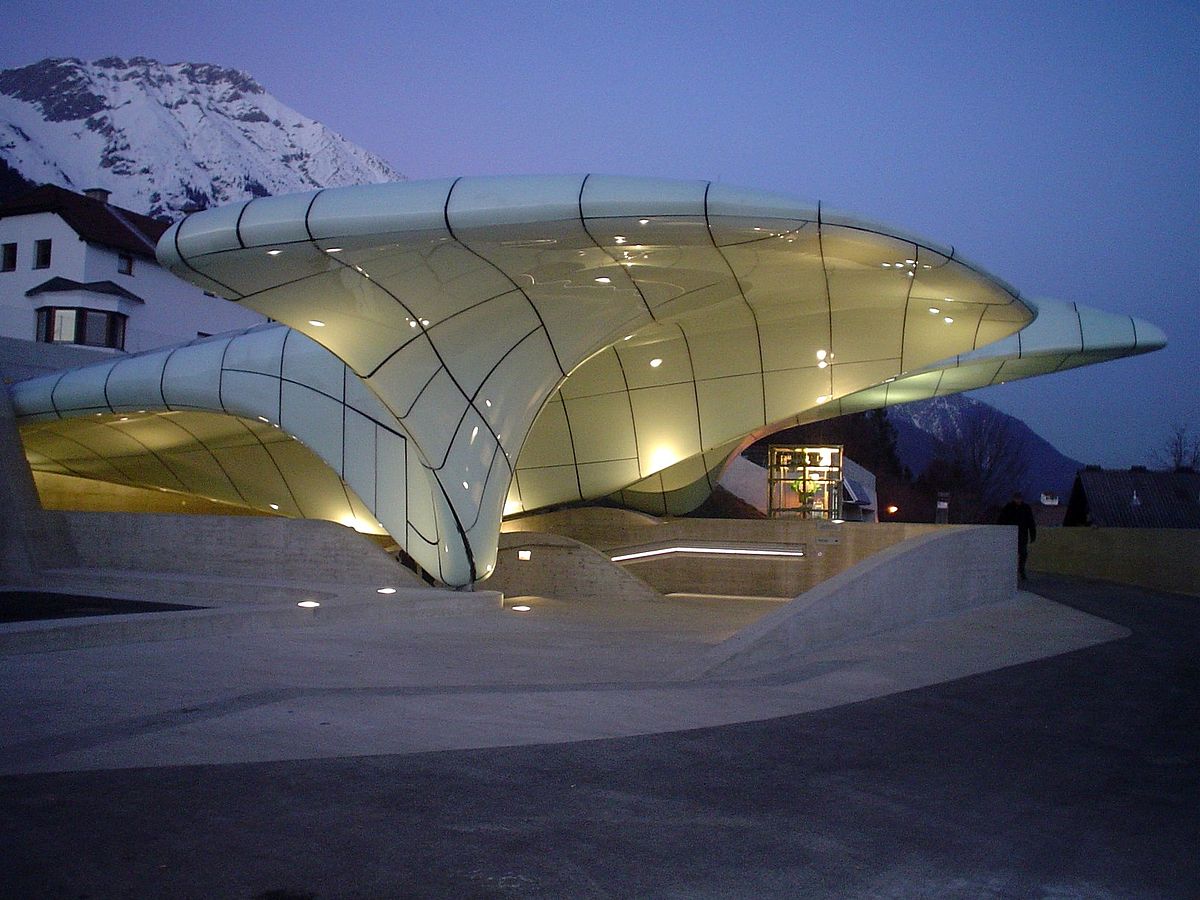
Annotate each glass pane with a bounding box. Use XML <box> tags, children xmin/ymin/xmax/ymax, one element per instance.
<box><xmin>81</xmin><ymin>310</ymin><xmax>110</xmax><ymax>347</ymax></box>
<box><xmin>767</xmin><ymin>444</ymin><xmax>844</xmax><ymax>519</ymax></box>
<box><xmin>52</xmin><ymin>309</ymin><xmax>76</xmax><ymax>342</ymax></box>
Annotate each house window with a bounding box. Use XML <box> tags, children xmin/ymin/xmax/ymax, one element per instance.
<box><xmin>1</xmin><ymin>243</ymin><xmax>15</xmax><ymax>272</ymax></box>
<box><xmin>36</xmin><ymin>307</ymin><xmax>126</xmax><ymax>350</ymax></box>
<box><xmin>34</xmin><ymin>239</ymin><xmax>52</xmax><ymax>269</ymax></box>
<box><xmin>117</xmin><ymin>252</ymin><xmax>134</xmax><ymax>276</ymax></box>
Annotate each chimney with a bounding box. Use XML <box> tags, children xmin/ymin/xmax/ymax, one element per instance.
<box><xmin>84</xmin><ymin>187</ymin><xmax>111</xmax><ymax>204</ymax></box>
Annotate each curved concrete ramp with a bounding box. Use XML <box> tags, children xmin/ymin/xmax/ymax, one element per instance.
<box><xmin>683</xmin><ymin>525</ymin><xmax>1016</xmax><ymax>680</ymax></box>
<box><xmin>0</xmin><ymin>515</ymin><xmax>1132</xmax><ymax>773</ymax></box>
<box><xmin>489</xmin><ymin>531</ymin><xmax>664</xmax><ymax>604</ymax></box>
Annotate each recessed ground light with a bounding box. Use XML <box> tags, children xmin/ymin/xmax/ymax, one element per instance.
<box><xmin>905</xmin><ymin>259</ymin><xmax>916</xmax><ymax>265</ymax></box>
<box><xmin>484</xmin><ymin>399</ymin><xmax>492</xmax><ymax>407</ymax></box>
<box><xmin>928</xmin><ymin>307</ymin><xmax>940</xmax><ymax>315</ymax></box>
<box><xmin>614</xmin><ymin>236</ymin><xmax>627</xmax><ymax>244</ymax></box>
<box><xmin>517</xmin><ymin>549</ymin><xmax>532</xmax><ymax>561</ymax></box>
<box><xmin>119</xmin><ymin>416</ymin><xmax>129</xmax><ymax>422</ymax></box>
<box><xmin>269</xmin><ymin>503</ymin><xmax>280</xmax><ymax>510</ymax></box>
<box><xmin>944</xmin><ymin>297</ymin><xmax>956</xmax><ymax>302</ymax></box>
<box><xmin>623</xmin><ymin>335</ymin><xmax>633</xmax><ymax>340</ymax></box>
<box><xmin>257</xmin><ymin>416</ymin><xmax>270</xmax><ymax>423</ymax></box>
<box><xmin>511</xmin><ymin>604</ymin><xmax>531</xmax><ymax>612</ymax></box>
<box><xmin>649</xmin><ymin>358</ymin><xmax>663</xmax><ymax>368</ymax></box>
<box><xmin>817</xmin><ymin>395</ymin><xmax>830</xmax><ymax>404</ymax></box>
<box><xmin>470</xmin><ymin>426</ymin><xmax>479</xmax><ymax>442</ymax></box>
<box><xmin>594</xmin><ymin>276</ymin><xmax>612</xmax><ymax>284</ymax></box>
<box><xmin>377</xmin><ymin>587</ymin><xmax>397</xmax><ymax>594</ymax></box>
<box><xmin>638</xmin><ymin>218</ymin><xmax>650</xmax><ymax>225</ymax></box>
<box><xmin>818</xmin><ymin>360</ymin><xmax>828</xmax><ymax>369</ymax></box>
<box><xmin>462</xmin><ymin>481</ymin><xmax>469</xmax><ymax>490</ymax></box>
<box><xmin>267</xmin><ymin>249</ymin><xmax>282</xmax><ymax>256</ymax></box>
<box><xmin>297</xmin><ymin>600</ymin><xmax>320</xmax><ymax>608</ymax></box>
<box><xmin>420</xmin><ymin>319</ymin><xmax>429</xmax><ymax>326</ymax></box>
<box><xmin>324</xmin><ymin>247</ymin><xmax>343</xmax><ymax>253</ymax></box>
<box><xmin>816</xmin><ymin>349</ymin><xmax>827</xmax><ymax>361</ymax></box>
<box><xmin>944</xmin><ymin>316</ymin><xmax>954</xmax><ymax>324</ymax></box>
<box><xmin>408</xmin><ymin>319</ymin><xmax>417</xmax><ymax>328</ymax></box>
<box><xmin>884</xmin><ymin>376</ymin><xmax>896</xmax><ymax>383</ymax></box>
<box><xmin>308</xmin><ymin>319</ymin><xmax>326</xmax><ymax>327</ymax></box>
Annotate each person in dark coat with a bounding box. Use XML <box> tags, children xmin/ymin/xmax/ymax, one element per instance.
<box><xmin>997</xmin><ymin>491</ymin><xmax>1037</xmax><ymax>580</ymax></box>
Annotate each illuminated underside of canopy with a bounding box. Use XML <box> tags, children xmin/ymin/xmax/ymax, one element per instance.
<box><xmin>9</xmin><ymin>176</ymin><xmax>1166</xmax><ymax>585</ymax></box>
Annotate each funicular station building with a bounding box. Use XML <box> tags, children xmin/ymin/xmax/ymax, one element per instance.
<box><xmin>6</xmin><ymin>176</ymin><xmax>1166</xmax><ymax>587</ymax></box>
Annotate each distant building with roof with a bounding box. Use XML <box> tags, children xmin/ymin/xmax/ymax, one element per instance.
<box><xmin>1063</xmin><ymin>466</ymin><xmax>1200</xmax><ymax>529</ymax></box>
<box><xmin>0</xmin><ymin>184</ymin><xmax>263</xmax><ymax>363</ymax></box>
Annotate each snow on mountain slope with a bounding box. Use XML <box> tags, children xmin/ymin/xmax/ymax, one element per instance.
<box><xmin>889</xmin><ymin>394</ymin><xmax>1083</xmax><ymax>496</ymax></box>
<box><xmin>0</xmin><ymin>57</ymin><xmax>403</xmax><ymax>218</ymax></box>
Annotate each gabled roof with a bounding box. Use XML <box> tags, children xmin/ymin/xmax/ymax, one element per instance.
<box><xmin>25</xmin><ymin>276</ymin><xmax>145</xmax><ymax>304</ymax></box>
<box><xmin>0</xmin><ymin>184</ymin><xmax>168</xmax><ymax>258</ymax></box>
<box><xmin>1064</xmin><ymin>467</ymin><xmax>1200</xmax><ymax>528</ymax></box>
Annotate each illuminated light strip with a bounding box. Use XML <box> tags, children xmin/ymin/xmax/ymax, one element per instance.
<box><xmin>611</xmin><ymin>546</ymin><xmax>806</xmax><ymax>563</ymax></box>
<box><xmin>666</xmin><ymin>592</ymin><xmax>792</xmax><ymax>602</ymax></box>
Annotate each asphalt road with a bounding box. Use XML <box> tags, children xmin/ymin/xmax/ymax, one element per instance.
<box><xmin>1</xmin><ymin>573</ymin><xmax>1196</xmax><ymax>899</ymax></box>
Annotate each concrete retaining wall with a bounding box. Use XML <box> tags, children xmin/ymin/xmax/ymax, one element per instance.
<box><xmin>33</xmin><ymin>472</ymin><xmax>273</xmax><ymax>517</ymax></box>
<box><xmin>504</xmin><ymin>509</ymin><xmax>951</xmax><ymax>598</ymax></box>
<box><xmin>685</xmin><ymin>525</ymin><xmax>1013</xmax><ymax>678</ymax></box>
<box><xmin>488</xmin><ymin>532</ymin><xmax>663</xmax><ymax>603</ymax></box>
<box><xmin>1</xmin><ymin>385</ymin><xmax>78</xmax><ymax>584</ymax></box>
<box><xmin>1030</xmin><ymin>528</ymin><xmax>1200</xmax><ymax>596</ymax></box>
<box><xmin>58</xmin><ymin>512</ymin><xmax>418</xmax><ymax>587</ymax></box>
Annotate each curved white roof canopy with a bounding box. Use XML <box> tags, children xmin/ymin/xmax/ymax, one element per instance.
<box><xmin>602</xmin><ymin>294</ymin><xmax>1167</xmax><ymax>514</ymax></box>
<box><xmin>11</xmin><ymin>176</ymin><xmax>1165</xmax><ymax>585</ymax></box>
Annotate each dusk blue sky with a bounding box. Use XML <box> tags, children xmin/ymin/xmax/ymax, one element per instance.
<box><xmin>3</xmin><ymin>1</ymin><xmax>1196</xmax><ymax>469</ymax></box>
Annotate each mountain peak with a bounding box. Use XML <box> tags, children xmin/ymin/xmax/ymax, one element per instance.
<box><xmin>888</xmin><ymin>394</ymin><xmax>1083</xmax><ymax>497</ymax></box>
<box><xmin>0</xmin><ymin>56</ymin><xmax>403</xmax><ymax>218</ymax></box>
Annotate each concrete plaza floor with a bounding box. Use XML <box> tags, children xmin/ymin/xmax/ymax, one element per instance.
<box><xmin>0</xmin><ymin>574</ymin><xmax>1196</xmax><ymax>897</ymax></box>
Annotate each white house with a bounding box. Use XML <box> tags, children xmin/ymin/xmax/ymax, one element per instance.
<box><xmin>0</xmin><ymin>185</ymin><xmax>264</xmax><ymax>357</ymax></box>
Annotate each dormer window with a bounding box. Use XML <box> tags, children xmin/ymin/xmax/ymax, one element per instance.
<box><xmin>34</xmin><ymin>239</ymin><xmax>51</xmax><ymax>269</ymax></box>
<box><xmin>118</xmin><ymin>252</ymin><xmax>134</xmax><ymax>276</ymax></box>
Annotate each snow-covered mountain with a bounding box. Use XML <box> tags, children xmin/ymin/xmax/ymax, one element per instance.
<box><xmin>888</xmin><ymin>394</ymin><xmax>1083</xmax><ymax>497</ymax></box>
<box><xmin>0</xmin><ymin>56</ymin><xmax>403</xmax><ymax>218</ymax></box>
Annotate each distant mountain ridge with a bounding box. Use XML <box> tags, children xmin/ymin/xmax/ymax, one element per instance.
<box><xmin>888</xmin><ymin>394</ymin><xmax>1082</xmax><ymax>498</ymax></box>
<box><xmin>0</xmin><ymin>56</ymin><xmax>403</xmax><ymax>218</ymax></box>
